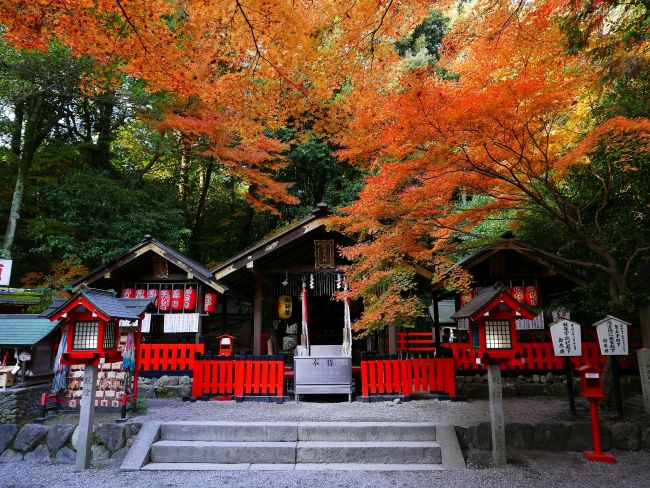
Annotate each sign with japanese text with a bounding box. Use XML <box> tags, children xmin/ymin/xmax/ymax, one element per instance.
<box><xmin>550</xmin><ymin>319</ymin><xmax>582</xmax><ymax>357</ymax></box>
<box><xmin>594</xmin><ymin>316</ymin><xmax>629</xmax><ymax>356</ymax></box>
<box><xmin>0</xmin><ymin>260</ymin><xmax>12</xmax><ymax>286</ymax></box>
<box><xmin>314</xmin><ymin>240</ymin><xmax>335</xmax><ymax>268</ymax></box>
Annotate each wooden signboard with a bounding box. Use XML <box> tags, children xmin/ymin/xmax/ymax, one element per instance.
<box><xmin>550</xmin><ymin>319</ymin><xmax>582</xmax><ymax>357</ymax></box>
<box><xmin>314</xmin><ymin>240</ymin><xmax>335</xmax><ymax>268</ymax></box>
<box><xmin>594</xmin><ymin>316</ymin><xmax>629</xmax><ymax>356</ymax></box>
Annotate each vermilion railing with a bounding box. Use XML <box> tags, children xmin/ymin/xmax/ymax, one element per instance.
<box><xmin>447</xmin><ymin>342</ymin><xmax>606</xmax><ymax>371</ymax></box>
<box><xmin>393</xmin><ymin>332</ymin><xmax>637</xmax><ymax>371</ymax></box>
<box><xmin>360</xmin><ymin>356</ymin><xmax>456</xmax><ymax>399</ymax></box>
<box><xmin>139</xmin><ymin>343</ymin><xmax>205</xmax><ymax>371</ymax></box>
<box><xmin>192</xmin><ymin>356</ymin><xmax>284</xmax><ymax>398</ymax></box>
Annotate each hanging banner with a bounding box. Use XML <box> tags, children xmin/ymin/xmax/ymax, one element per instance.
<box><xmin>550</xmin><ymin>319</ymin><xmax>582</xmax><ymax>356</ymax></box>
<box><xmin>594</xmin><ymin>315</ymin><xmax>629</xmax><ymax>356</ymax></box>
<box><xmin>164</xmin><ymin>313</ymin><xmax>199</xmax><ymax>333</ymax></box>
<box><xmin>0</xmin><ymin>260</ymin><xmax>12</xmax><ymax>286</ymax></box>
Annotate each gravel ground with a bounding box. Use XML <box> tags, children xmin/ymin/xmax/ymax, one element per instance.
<box><xmin>128</xmin><ymin>396</ymin><xmax>588</xmax><ymax>426</ymax></box>
<box><xmin>0</xmin><ymin>450</ymin><xmax>648</xmax><ymax>488</ymax></box>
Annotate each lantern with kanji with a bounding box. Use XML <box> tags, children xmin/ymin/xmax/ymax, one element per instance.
<box><xmin>525</xmin><ymin>285</ymin><xmax>539</xmax><ymax>307</ymax></box>
<box><xmin>171</xmin><ymin>288</ymin><xmax>183</xmax><ymax>311</ymax></box>
<box><xmin>147</xmin><ymin>288</ymin><xmax>158</xmax><ymax>305</ymax></box>
<box><xmin>158</xmin><ymin>289</ymin><xmax>172</xmax><ymax>311</ymax></box>
<box><xmin>46</xmin><ymin>288</ymin><xmax>151</xmax><ymax>365</ymax></box>
<box><xmin>510</xmin><ymin>286</ymin><xmax>524</xmax><ymax>303</ymax></box>
<box><xmin>122</xmin><ymin>288</ymin><xmax>135</xmax><ymax>299</ymax></box>
<box><xmin>452</xmin><ymin>284</ymin><xmax>535</xmax><ymax>365</ymax></box>
<box><xmin>203</xmin><ymin>292</ymin><xmax>217</xmax><ymax>314</ymax></box>
<box><xmin>277</xmin><ymin>295</ymin><xmax>292</xmax><ymax>319</ymax></box>
<box><xmin>184</xmin><ymin>287</ymin><xmax>197</xmax><ymax>311</ymax></box>
<box><xmin>135</xmin><ymin>288</ymin><xmax>147</xmax><ymax>299</ymax></box>
<box><xmin>460</xmin><ymin>289</ymin><xmax>476</xmax><ymax>308</ymax></box>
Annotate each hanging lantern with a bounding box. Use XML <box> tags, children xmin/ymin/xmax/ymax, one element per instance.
<box><xmin>146</xmin><ymin>288</ymin><xmax>159</xmax><ymax>306</ymax></box>
<box><xmin>511</xmin><ymin>286</ymin><xmax>525</xmax><ymax>303</ymax></box>
<box><xmin>171</xmin><ymin>288</ymin><xmax>183</xmax><ymax>311</ymax></box>
<box><xmin>122</xmin><ymin>288</ymin><xmax>135</xmax><ymax>299</ymax></box>
<box><xmin>158</xmin><ymin>289</ymin><xmax>172</xmax><ymax>311</ymax></box>
<box><xmin>460</xmin><ymin>289</ymin><xmax>475</xmax><ymax>307</ymax></box>
<box><xmin>203</xmin><ymin>292</ymin><xmax>217</xmax><ymax>314</ymax></box>
<box><xmin>135</xmin><ymin>288</ymin><xmax>147</xmax><ymax>299</ymax></box>
<box><xmin>277</xmin><ymin>295</ymin><xmax>292</xmax><ymax>319</ymax></box>
<box><xmin>184</xmin><ymin>287</ymin><xmax>197</xmax><ymax>311</ymax></box>
<box><xmin>525</xmin><ymin>285</ymin><xmax>539</xmax><ymax>307</ymax></box>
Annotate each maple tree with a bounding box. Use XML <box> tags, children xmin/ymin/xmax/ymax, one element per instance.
<box><xmin>332</xmin><ymin>0</ymin><xmax>650</xmax><ymax>331</ymax></box>
<box><xmin>0</xmin><ymin>0</ymin><xmax>434</xmax><ymax>259</ymax></box>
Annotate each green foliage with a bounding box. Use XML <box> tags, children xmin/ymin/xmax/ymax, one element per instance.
<box><xmin>25</xmin><ymin>167</ymin><xmax>186</xmax><ymax>268</ymax></box>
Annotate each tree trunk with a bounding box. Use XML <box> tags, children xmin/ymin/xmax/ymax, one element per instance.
<box><xmin>1</xmin><ymin>164</ymin><xmax>26</xmax><ymax>259</ymax></box>
<box><xmin>10</xmin><ymin>102</ymin><xmax>23</xmax><ymax>158</ymax></box>
<box><xmin>93</xmin><ymin>93</ymin><xmax>115</xmax><ymax>167</ymax></box>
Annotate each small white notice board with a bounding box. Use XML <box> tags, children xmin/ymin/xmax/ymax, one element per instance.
<box><xmin>550</xmin><ymin>320</ymin><xmax>582</xmax><ymax>357</ymax></box>
<box><xmin>594</xmin><ymin>315</ymin><xmax>629</xmax><ymax>356</ymax></box>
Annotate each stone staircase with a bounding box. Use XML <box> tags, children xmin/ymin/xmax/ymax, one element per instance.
<box><xmin>121</xmin><ymin>421</ymin><xmax>465</xmax><ymax>471</ymax></box>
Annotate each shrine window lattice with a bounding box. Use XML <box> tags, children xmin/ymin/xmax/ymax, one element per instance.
<box><xmin>485</xmin><ymin>320</ymin><xmax>512</xmax><ymax>349</ymax></box>
<box><xmin>72</xmin><ymin>321</ymin><xmax>99</xmax><ymax>350</ymax></box>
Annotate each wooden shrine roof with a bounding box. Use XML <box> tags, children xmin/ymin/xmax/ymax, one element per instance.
<box><xmin>71</xmin><ymin>235</ymin><xmax>227</xmax><ymax>294</ymax></box>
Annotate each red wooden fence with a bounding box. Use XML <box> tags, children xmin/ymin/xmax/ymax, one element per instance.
<box><xmin>448</xmin><ymin>342</ymin><xmax>606</xmax><ymax>371</ymax></box>
<box><xmin>361</xmin><ymin>357</ymin><xmax>456</xmax><ymax>399</ymax></box>
<box><xmin>192</xmin><ymin>357</ymin><xmax>284</xmax><ymax>398</ymax></box>
<box><xmin>394</xmin><ymin>332</ymin><xmax>638</xmax><ymax>371</ymax></box>
<box><xmin>139</xmin><ymin>343</ymin><xmax>205</xmax><ymax>372</ymax></box>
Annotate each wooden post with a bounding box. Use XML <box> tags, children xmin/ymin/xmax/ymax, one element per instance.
<box><xmin>253</xmin><ymin>272</ymin><xmax>263</xmax><ymax>356</ymax></box>
<box><xmin>76</xmin><ymin>363</ymin><xmax>97</xmax><ymax>470</ymax></box>
<box><xmin>487</xmin><ymin>363</ymin><xmax>507</xmax><ymax>466</ymax></box>
<box><xmin>565</xmin><ymin>357</ymin><xmax>576</xmax><ymax>416</ymax></box>
<box><xmin>433</xmin><ymin>294</ymin><xmax>441</xmax><ymax>351</ymax></box>
<box><xmin>388</xmin><ymin>325</ymin><xmax>397</xmax><ymax>355</ymax></box>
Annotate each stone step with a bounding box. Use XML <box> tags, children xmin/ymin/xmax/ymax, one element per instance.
<box><xmin>150</xmin><ymin>440</ymin><xmax>297</xmax><ymax>464</ymax></box>
<box><xmin>296</xmin><ymin>441</ymin><xmax>442</xmax><ymax>464</ymax></box>
<box><xmin>142</xmin><ymin>462</ymin><xmax>445</xmax><ymax>471</ymax></box>
<box><xmin>160</xmin><ymin>422</ymin><xmax>297</xmax><ymax>442</ymax></box>
<box><xmin>298</xmin><ymin>422</ymin><xmax>437</xmax><ymax>441</ymax></box>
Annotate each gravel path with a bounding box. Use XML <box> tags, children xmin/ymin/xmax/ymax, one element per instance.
<box><xmin>129</xmin><ymin>396</ymin><xmax>586</xmax><ymax>426</ymax></box>
<box><xmin>1</xmin><ymin>450</ymin><xmax>648</xmax><ymax>488</ymax></box>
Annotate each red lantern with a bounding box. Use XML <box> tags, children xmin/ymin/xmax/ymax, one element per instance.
<box><xmin>158</xmin><ymin>289</ymin><xmax>172</xmax><ymax>311</ymax></box>
<box><xmin>184</xmin><ymin>287</ymin><xmax>197</xmax><ymax>311</ymax></box>
<box><xmin>146</xmin><ymin>288</ymin><xmax>158</xmax><ymax>304</ymax></box>
<box><xmin>203</xmin><ymin>292</ymin><xmax>217</xmax><ymax>314</ymax></box>
<box><xmin>171</xmin><ymin>288</ymin><xmax>183</xmax><ymax>311</ymax></box>
<box><xmin>135</xmin><ymin>288</ymin><xmax>147</xmax><ymax>299</ymax></box>
<box><xmin>525</xmin><ymin>285</ymin><xmax>539</xmax><ymax>307</ymax></box>
<box><xmin>122</xmin><ymin>288</ymin><xmax>135</xmax><ymax>299</ymax></box>
<box><xmin>460</xmin><ymin>289</ymin><xmax>475</xmax><ymax>307</ymax></box>
<box><xmin>511</xmin><ymin>286</ymin><xmax>525</xmax><ymax>303</ymax></box>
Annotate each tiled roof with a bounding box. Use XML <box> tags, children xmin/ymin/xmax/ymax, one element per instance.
<box><xmin>43</xmin><ymin>288</ymin><xmax>153</xmax><ymax>320</ymax></box>
<box><xmin>0</xmin><ymin>314</ymin><xmax>59</xmax><ymax>346</ymax></box>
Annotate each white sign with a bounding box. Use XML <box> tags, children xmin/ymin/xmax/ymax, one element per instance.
<box><xmin>515</xmin><ymin>311</ymin><xmax>545</xmax><ymax>330</ymax></box>
<box><xmin>594</xmin><ymin>315</ymin><xmax>629</xmax><ymax>356</ymax></box>
<box><xmin>0</xmin><ymin>260</ymin><xmax>12</xmax><ymax>286</ymax></box>
<box><xmin>456</xmin><ymin>318</ymin><xmax>469</xmax><ymax>331</ymax></box>
<box><xmin>550</xmin><ymin>320</ymin><xmax>582</xmax><ymax>356</ymax></box>
<box><xmin>163</xmin><ymin>313</ymin><xmax>199</xmax><ymax>333</ymax></box>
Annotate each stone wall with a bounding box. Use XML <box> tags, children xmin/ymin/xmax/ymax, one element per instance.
<box><xmin>0</xmin><ymin>384</ymin><xmax>51</xmax><ymax>424</ymax></box>
<box><xmin>456</xmin><ymin>420</ymin><xmax>650</xmax><ymax>451</ymax></box>
<box><xmin>0</xmin><ymin>421</ymin><xmax>142</xmax><ymax>464</ymax></box>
